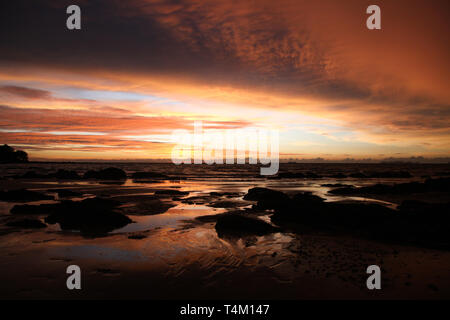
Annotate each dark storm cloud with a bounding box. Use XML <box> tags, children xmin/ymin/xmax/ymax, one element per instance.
<box><xmin>1</xmin><ymin>0</ymin><xmax>223</xmax><ymax>78</ymax></box>
<box><xmin>2</xmin><ymin>0</ymin><xmax>449</xmax><ymax>107</ymax></box>
<box><xmin>1</xmin><ymin>0</ymin><xmax>449</xmax><ymax>157</ymax></box>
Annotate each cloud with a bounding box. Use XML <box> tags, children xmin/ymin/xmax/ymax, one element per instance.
<box><xmin>0</xmin><ymin>0</ymin><xmax>449</xmax><ymax>159</ymax></box>
<box><xmin>0</xmin><ymin>85</ymin><xmax>52</xmax><ymax>99</ymax></box>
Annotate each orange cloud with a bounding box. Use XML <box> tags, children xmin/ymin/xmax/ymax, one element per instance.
<box><xmin>0</xmin><ymin>0</ymin><xmax>449</xmax><ymax>159</ymax></box>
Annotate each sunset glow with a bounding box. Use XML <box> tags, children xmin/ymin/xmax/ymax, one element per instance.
<box><xmin>1</xmin><ymin>0</ymin><xmax>449</xmax><ymax>161</ymax></box>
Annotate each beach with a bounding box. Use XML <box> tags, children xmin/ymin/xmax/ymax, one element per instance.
<box><xmin>0</xmin><ymin>162</ymin><xmax>449</xmax><ymax>299</ymax></box>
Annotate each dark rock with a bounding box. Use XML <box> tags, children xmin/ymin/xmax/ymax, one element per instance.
<box><xmin>273</xmin><ymin>172</ymin><xmax>322</xmax><ymax>179</ymax></box>
<box><xmin>209</xmin><ymin>192</ymin><xmax>243</xmax><ymax>197</ymax></box>
<box><xmin>6</xmin><ymin>219</ymin><xmax>46</xmax><ymax>229</ymax></box>
<box><xmin>51</xmin><ymin>189</ymin><xmax>83</xmax><ymax>198</ymax></box>
<box><xmin>244</xmin><ymin>187</ymin><xmax>288</xmax><ymax>201</ymax></box>
<box><xmin>19</xmin><ymin>171</ymin><xmax>47</xmax><ymax>179</ymax></box>
<box><xmin>166</xmin><ymin>176</ymin><xmax>188</xmax><ymax>181</ymax></box>
<box><xmin>329</xmin><ymin>178</ymin><xmax>450</xmax><ymax>196</ymax></box>
<box><xmin>10</xmin><ymin>203</ymin><xmax>56</xmax><ymax>215</ymax></box>
<box><xmin>321</xmin><ymin>183</ymin><xmax>349</xmax><ymax>188</ymax></box>
<box><xmin>215</xmin><ymin>214</ymin><xmax>279</xmax><ymax>238</ymax></box>
<box><xmin>424</xmin><ymin>177</ymin><xmax>450</xmax><ymax>192</ymax></box>
<box><xmin>0</xmin><ymin>144</ymin><xmax>28</xmax><ymax>163</ymax></box>
<box><xmin>398</xmin><ymin>200</ymin><xmax>450</xmax><ymax>224</ymax></box>
<box><xmin>305</xmin><ymin>172</ymin><xmax>322</xmax><ymax>179</ymax></box>
<box><xmin>83</xmin><ymin>167</ymin><xmax>127</xmax><ymax>180</ymax></box>
<box><xmin>181</xmin><ymin>196</ymin><xmax>210</xmax><ymax>204</ymax></box>
<box><xmin>368</xmin><ymin>171</ymin><xmax>412</xmax><ymax>178</ymax></box>
<box><xmin>293</xmin><ymin>192</ymin><xmax>325</xmax><ymax>203</ymax></box>
<box><xmin>330</xmin><ymin>173</ymin><xmax>347</xmax><ymax>178</ymax></box>
<box><xmin>270</xmin><ymin>194</ymin><xmax>450</xmax><ymax>249</ymax></box>
<box><xmin>208</xmin><ymin>200</ymin><xmax>250</xmax><ymax>208</ymax></box>
<box><xmin>195</xmin><ymin>213</ymin><xmax>228</xmax><ymax>223</ymax></box>
<box><xmin>328</xmin><ymin>186</ymin><xmax>359</xmax><ymax>195</ymax></box>
<box><xmin>128</xmin><ymin>234</ymin><xmax>147</xmax><ymax>240</ymax></box>
<box><xmin>44</xmin><ymin>197</ymin><xmax>131</xmax><ymax>236</ymax></box>
<box><xmin>83</xmin><ymin>170</ymin><xmax>99</xmax><ymax>179</ymax></box>
<box><xmin>154</xmin><ymin>190</ymin><xmax>189</xmax><ymax>196</ymax></box>
<box><xmin>271</xmin><ymin>200</ymin><xmax>396</xmax><ymax>232</ymax></box>
<box><xmin>0</xmin><ymin>189</ymin><xmax>54</xmax><ymax>202</ymax></box>
<box><xmin>113</xmin><ymin>195</ymin><xmax>176</xmax><ymax>215</ymax></box>
<box><xmin>275</xmin><ymin>172</ymin><xmax>306</xmax><ymax>179</ymax></box>
<box><xmin>349</xmin><ymin>172</ymin><xmax>367</xmax><ymax>178</ymax></box>
<box><xmin>243</xmin><ymin>187</ymin><xmax>291</xmax><ymax>210</ymax></box>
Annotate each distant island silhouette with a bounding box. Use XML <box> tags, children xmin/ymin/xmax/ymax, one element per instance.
<box><xmin>0</xmin><ymin>144</ymin><xmax>29</xmax><ymax>163</ymax></box>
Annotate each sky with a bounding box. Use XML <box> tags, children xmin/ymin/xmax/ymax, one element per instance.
<box><xmin>0</xmin><ymin>0</ymin><xmax>449</xmax><ymax>161</ymax></box>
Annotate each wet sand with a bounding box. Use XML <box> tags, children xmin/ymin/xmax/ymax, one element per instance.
<box><xmin>0</xmin><ymin>163</ymin><xmax>449</xmax><ymax>299</ymax></box>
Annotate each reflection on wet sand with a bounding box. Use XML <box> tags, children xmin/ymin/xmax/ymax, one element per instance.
<box><xmin>0</xmin><ymin>163</ymin><xmax>449</xmax><ymax>299</ymax></box>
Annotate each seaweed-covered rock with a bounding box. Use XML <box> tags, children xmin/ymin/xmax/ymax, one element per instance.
<box><xmin>83</xmin><ymin>167</ymin><xmax>127</xmax><ymax>180</ymax></box>
<box><xmin>0</xmin><ymin>189</ymin><xmax>53</xmax><ymax>202</ymax></box>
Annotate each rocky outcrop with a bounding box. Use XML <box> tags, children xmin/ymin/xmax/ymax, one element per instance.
<box><xmin>0</xmin><ymin>144</ymin><xmax>28</xmax><ymax>163</ymax></box>
<box><xmin>42</xmin><ymin>197</ymin><xmax>132</xmax><ymax>236</ymax></box>
<box><xmin>242</xmin><ymin>186</ymin><xmax>450</xmax><ymax>249</ymax></box>
<box><xmin>329</xmin><ymin>177</ymin><xmax>450</xmax><ymax>195</ymax></box>
<box><xmin>243</xmin><ymin>187</ymin><xmax>290</xmax><ymax>210</ymax></box>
